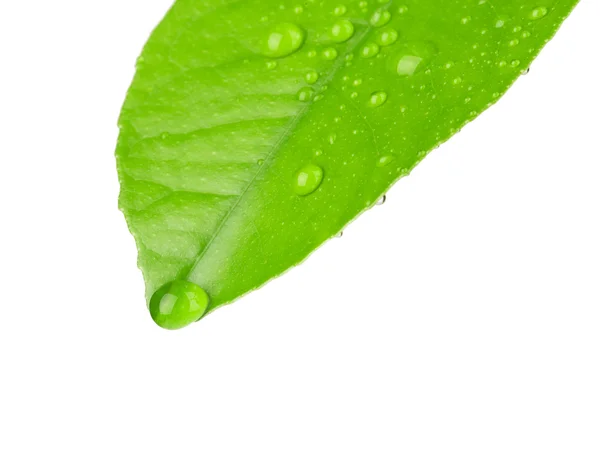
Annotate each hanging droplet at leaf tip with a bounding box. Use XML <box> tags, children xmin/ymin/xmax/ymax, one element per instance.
<box><xmin>149</xmin><ymin>280</ymin><xmax>210</xmax><ymax>330</ymax></box>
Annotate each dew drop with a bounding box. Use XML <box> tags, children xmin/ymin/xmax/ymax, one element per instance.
<box><xmin>294</xmin><ymin>5</ymin><xmax>304</xmax><ymax>14</ymax></box>
<box><xmin>305</xmin><ymin>70</ymin><xmax>319</xmax><ymax>84</ymax></box>
<box><xmin>370</xmin><ymin>9</ymin><xmax>392</xmax><ymax>27</ymax></box>
<box><xmin>460</xmin><ymin>16</ymin><xmax>471</xmax><ymax>25</ymax></box>
<box><xmin>528</xmin><ymin>6</ymin><xmax>548</xmax><ymax>20</ymax></box>
<box><xmin>376</xmin><ymin>195</ymin><xmax>387</xmax><ymax>205</ymax></box>
<box><xmin>149</xmin><ymin>280</ymin><xmax>210</xmax><ymax>330</ymax></box>
<box><xmin>294</xmin><ymin>164</ymin><xmax>324</xmax><ymax>196</ymax></box>
<box><xmin>297</xmin><ymin>87</ymin><xmax>316</xmax><ymax>102</ymax></box>
<box><xmin>261</xmin><ymin>23</ymin><xmax>306</xmax><ymax>58</ymax></box>
<box><xmin>398</xmin><ymin>5</ymin><xmax>409</xmax><ymax>14</ymax></box>
<box><xmin>333</xmin><ymin>5</ymin><xmax>347</xmax><ymax>16</ymax></box>
<box><xmin>392</xmin><ymin>42</ymin><xmax>437</xmax><ymax>77</ymax></box>
<box><xmin>266</xmin><ymin>60</ymin><xmax>278</xmax><ymax>70</ymax></box>
<box><xmin>360</xmin><ymin>42</ymin><xmax>380</xmax><ymax>58</ymax></box>
<box><xmin>330</xmin><ymin>19</ymin><xmax>355</xmax><ymax>43</ymax></box>
<box><xmin>323</xmin><ymin>47</ymin><xmax>339</xmax><ymax>60</ymax></box>
<box><xmin>376</xmin><ymin>155</ymin><xmax>395</xmax><ymax>167</ymax></box>
<box><xmin>376</xmin><ymin>28</ymin><xmax>399</xmax><ymax>46</ymax></box>
<box><xmin>369</xmin><ymin>91</ymin><xmax>388</xmax><ymax>107</ymax></box>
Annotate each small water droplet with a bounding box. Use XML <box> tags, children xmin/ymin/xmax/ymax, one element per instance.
<box><xmin>452</xmin><ymin>77</ymin><xmax>462</xmax><ymax>85</ymax></box>
<box><xmin>397</xmin><ymin>5</ymin><xmax>409</xmax><ymax>14</ymax></box>
<box><xmin>508</xmin><ymin>38</ymin><xmax>520</xmax><ymax>47</ymax></box>
<box><xmin>353</xmin><ymin>78</ymin><xmax>363</xmax><ymax>86</ymax></box>
<box><xmin>314</xmin><ymin>149</ymin><xmax>323</xmax><ymax>157</ymax></box>
<box><xmin>336</xmin><ymin>231</ymin><xmax>344</xmax><ymax>238</ymax></box>
<box><xmin>376</xmin><ymin>195</ymin><xmax>387</xmax><ymax>205</ymax></box>
<box><xmin>370</xmin><ymin>9</ymin><xmax>391</xmax><ymax>27</ymax></box>
<box><xmin>333</xmin><ymin>5</ymin><xmax>347</xmax><ymax>16</ymax></box>
<box><xmin>294</xmin><ymin>164</ymin><xmax>324</xmax><ymax>196</ymax></box>
<box><xmin>461</xmin><ymin>16</ymin><xmax>472</xmax><ymax>25</ymax></box>
<box><xmin>330</xmin><ymin>19</ymin><xmax>355</xmax><ymax>43</ymax></box>
<box><xmin>510</xmin><ymin>59</ymin><xmax>521</xmax><ymax>68</ymax></box>
<box><xmin>149</xmin><ymin>280</ymin><xmax>210</xmax><ymax>330</ymax></box>
<box><xmin>521</xmin><ymin>67</ymin><xmax>530</xmax><ymax>75</ymax></box>
<box><xmin>369</xmin><ymin>91</ymin><xmax>388</xmax><ymax>107</ymax></box>
<box><xmin>376</xmin><ymin>28</ymin><xmax>399</xmax><ymax>46</ymax></box>
<box><xmin>359</xmin><ymin>1</ymin><xmax>368</xmax><ymax>9</ymax></box>
<box><xmin>305</xmin><ymin>70</ymin><xmax>319</xmax><ymax>84</ymax></box>
<box><xmin>297</xmin><ymin>87</ymin><xmax>316</xmax><ymax>102</ymax></box>
<box><xmin>261</xmin><ymin>23</ymin><xmax>306</xmax><ymax>58</ymax></box>
<box><xmin>376</xmin><ymin>155</ymin><xmax>395</xmax><ymax>167</ymax></box>
<box><xmin>266</xmin><ymin>60</ymin><xmax>278</xmax><ymax>70</ymax></box>
<box><xmin>528</xmin><ymin>6</ymin><xmax>548</xmax><ymax>21</ymax></box>
<box><xmin>294</xmin><ymin>5</ymin><xmax>304</xmax><ymax>14</ymax></box>
<box><xmin>257</xmin><ymin>159</ymin><xmax>265</xmax><ymax>166</ymax></box>
<box><xmin>350</xmin><ymin>91</ymin><xmax>359</xmax><ymax>99</ymax></box>
<box><xmin>323</xmin><ymin>47</ymin><xmax>339</xmax><ymax>60</ymax></box>
<box><xmin>360</xmin><ymin>42</ymin><xmax>380</xmax><ymax>58</ymax></box>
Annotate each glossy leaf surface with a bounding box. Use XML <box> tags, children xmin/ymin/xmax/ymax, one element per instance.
<box><xmin>116</xmin><ymin>0</ymin><xmax>578</xmax><ymax>324</ymax></box>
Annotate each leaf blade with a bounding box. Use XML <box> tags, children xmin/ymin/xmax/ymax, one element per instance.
<box><xmin>117</xmin><ymin>0</ymin><xmax>579</xmax><ymax>316</ymax></box>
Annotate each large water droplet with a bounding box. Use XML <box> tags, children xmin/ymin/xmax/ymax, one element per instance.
<box><xmin>528</xmin><ymin>6</ymin><xmax>548</xmax><ymax>20</ymax></box>
<box><xmin>330</xmin><ymin>19</ymin><xmax>355</xmax><ymax>43</ymax></box>
<box><xmin>261</xmin><ymin>23</ymin><xmax>306</xmax><ymax>58</ymax></box>
<box><xmin>149</xmin><ymin>280</ymin><xmax>210</xmax><ymax>330</ymax></box>
<box><xmin>294</xmin><ymin>164</ymin><xmax>324</xmax><ymax>196</ymax></box>
<box><xmin>391</xmin><ymin>42</ymin><xmax>437</xmax><ymax>77</ymax></box>
<box><xmin>369</xmin><ymin>91</ymin><xmax>388</xmax><ymax>108</ymax></box>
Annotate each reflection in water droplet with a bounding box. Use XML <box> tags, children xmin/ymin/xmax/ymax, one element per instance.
<box><xmin>297</xmin><ymin>87</ymin><xmax>316</xmax><ymax>102</ymax></box>
<box><xmin>261</xmin><ymin>23</ymin><xmax>306</xmax><ymax>58</ymax></box>
<box><xmin>323</xmin><ymin>47</ymin><xmax>339</xmax><ymax>60</ymax></box>
<box><xmin>149</xmin><ymin>280</ymin><xmax>210</xmax><ymax>330</ymax></box>
<box><xmin>371</xmin><ymin>9</ymin><xmax>392</xmax><ymax>27</ymax></box>
<box><xmin>528</xmin><ymin>6</ymin><xmax>548</xmax><ymax>20</ymax></box>
<box><xmin>294</xmin><ymin>164</ymin><xmax>324</xmax><ymax>196</ymax></box>
<box><xmin>360</xmin><ymin>42</ymin><xmax>380</xmax><ymax>58</ymax></box>
<box><xmin>376</xmin><ymin>28</ymin><xmax>399</xmax><ymax>46</ymax></box>
<box><xmin>330</xmin><ymin>19</ymin><xmax>355</xmax><ymax>43</ymax></box>
<box><xmin>369</xmin><ymin>91</ymin><xmax>388</xmax><ymax>107</ymax></box>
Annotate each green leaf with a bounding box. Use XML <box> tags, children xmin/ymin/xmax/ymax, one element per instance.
<box><xmin>116</xmin><ymin>0</ymin><xmax>579</xmax><ymax>328</ymax></box>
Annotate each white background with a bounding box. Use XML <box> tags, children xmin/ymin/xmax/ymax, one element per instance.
<box><xmin>1</xmin><ymin>1</ymin><xmax>599</xmax><ymax>455</ymax></box>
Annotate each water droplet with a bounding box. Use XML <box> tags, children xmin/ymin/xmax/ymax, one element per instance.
<box><xmin>266</xmin><ymin>60</ymin><xmax>278</xmax><ymax>70</ymax></box>
<box><xmin>330</xmin><ymin>19</ymin><xmax>355</xmax><ymax>43</ymax></box>
<box><xmin>369</xmin><ymin>91</ymin><xmax>388</xmax><ymax>108</ymax></box>
<box><xmin>297</xmin><ymin>87</ymin><xmax>316</xmax><ymax>102</ymax></box>
<box><xmin>333</xmin><ymin>5</ymin><xmax>347</xmax><ymax>16</ymax></box>
<box><xmin>508</xmin><ymin>38</ymin><xmax>519</xmax><ymax>46</ymax></box>
<box><xmin>314</xmin><ymin>149</ymin><xmax>323</xmax><ymax>157</ymax></box>
<box><xmin>398</xmin><ymin>5</ymin><xmax>409</xmax><ymax>14</ymax></box>
<box><xmin>359</xmin><ymin>1</ymin><xmax>368</xmax><ymax>9</ymax></box>
<box><xmin>376</xmin><ymin>155</ymin><xmax>395</xmax><ymax>167</ymax></box>
<box><xmin>510</xmin><ymin>59</ymin><xmax>521</xmax><ymax>68</ymax></box>
<box><xmin>149</xmin><ymin>280</ymin><xmax>210</xmax><ymax>330</ymax></box>
<box><xmin>323</xmin><ymin>47</ymin><xmax>339</xmax><ymax>60</ymax></box>
<box><xmin>336</xmin><ymin>231</ymin><xmax>344</xmax><ymax>238</ymax></box>
<box><xmin>305</xmin><ymin>70</ymin><xmax>319</xmax><ymax>84</ymax></box>
<box><xmin>307</xmin><ymin>49</ymin><xmax>317</xmax><ymax>58</ymax></box>
<box><xmin>353</xmin><ymin>78</ymin><xmax>363</xmax><ymax>86</ymax></box>
<box><xmin>294</xmin><ymin>164</ymin><xmax>324</xmax><ymax>196</ymax></box>
<box><xmin>350</xmin><ymin>91</ymin><xmax>359</xmax><ymax>99</ymax></box>
<box><xmin>495</xmin><ymin>15</ymin><xmax>510</xmax><ymax>28</ymax></box>
<box><xmin>376</xmin><ymin>28</ymin><xmax>399</xmax><ymax>46</ymax></box>
<box><xmin>257</xmin><ymin>159</ymin><xmax>265</xmax><ymax>166</ymax></box>
<box><xmin>370</xmin><ymin>9</ymin><xmax>391</xmax><ymax>27</ymax></box>
<box><xmin>461</xmin><ymin>16</ymin><xmax>472</xmax><ymax>25</ymax></box>
<box><xmin>528</xmin><ymin>6</ymin><xmax>548</xmax><ymax>20</ymax></box>
<box><xmin>360</xmin><ymin>42</ymin><xmax>380</xmax><ymax>58</ymax></box>
<box><xmin>522</xmin><ymin>30</ymin><xmax>532</xmax><ymax>38</ymax></box>
<box><xmin>452</xmin><ymin>77</ymin><xmax>462</xmax><ymax>85</ymax></box>
<box><xmin>521</xmin><ymin>67</ymin><xmax>531</xmax><ymax>75</ymax></box>
<box><xmin>392</xmin><ymin>42</ymin><xmax>437</xmax><ymax>77</ymax></box>
<box><xmin>376</xmin><ymin>195</ymin><xmax>387</xmax><ymax>205</ymax></box>
<box><xmin>261</xmin><ymin>23</ymin><xmax>306</xmax><ymax>58</ymax></box>
<box><xmin>294</xmin><ymin>5</ymin><xmax>304</xmax><ymax>14</ymax></box>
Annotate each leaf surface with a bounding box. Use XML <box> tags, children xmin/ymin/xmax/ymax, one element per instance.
<box><xmin>116</xmin><ymin>0</ymin><xmax>578</xmax><ymax>322</ymax></box>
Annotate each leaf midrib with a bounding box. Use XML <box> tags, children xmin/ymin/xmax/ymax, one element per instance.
<box><xmin>181</xmin><ymin>2</ymin><xmax>392</xmax><ymax>284</ymax></box>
